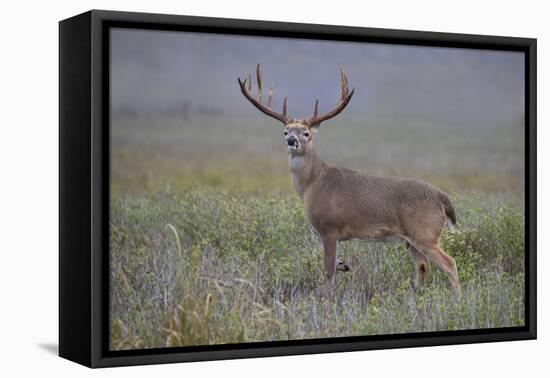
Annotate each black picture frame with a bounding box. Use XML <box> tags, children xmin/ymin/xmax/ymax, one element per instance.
<box><xmin>59</xmin><ymin>9</ymin><xmax>537</xmax><ymax>368</ymax></box>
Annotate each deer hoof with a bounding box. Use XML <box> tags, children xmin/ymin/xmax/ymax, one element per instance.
<box><xmin>336</xmin><ymin>260</ymin><xmax>350</xmax><ymax>272</ymax></box>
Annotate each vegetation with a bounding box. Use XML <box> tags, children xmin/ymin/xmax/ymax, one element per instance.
<box><xmin>109</xmin><ymin>114</ymin><xmax>525</xmax><ymax>350</ymax></box>
<box><xmin>110</xmin><ymin>189</ymin><xmax>524</xmax><ymax>350</ymax></box>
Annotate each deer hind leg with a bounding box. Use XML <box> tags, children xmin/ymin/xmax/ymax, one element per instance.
<box><xmin>414</xmin><ymin>242</ymin><xmax>461</xmax><ymax>297</ymax></box>
<box><xmin>407</xmin><ymin>243</ymin><xmax>431</xmax><ymax>290</ymax></box>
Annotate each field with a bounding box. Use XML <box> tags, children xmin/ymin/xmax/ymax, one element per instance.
<box><xmin>109</xmin><ymin>113</ymin><xmax>525</xmax><ymax>350</ymax></box>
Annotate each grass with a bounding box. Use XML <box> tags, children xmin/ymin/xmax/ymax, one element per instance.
<box><xmin>110</xmin><ymin>188</ymin><xmax>525</xmax><ymax>350</ymax></box>
<box><xmin>110</xmin><ymin>114</ymin><xmax>525</xmax><ymax>195</ymax></box>
<box><xmin>109</xmin><ymin>113</ymin><xmax>525</xmax><ymax>350</ymax></box>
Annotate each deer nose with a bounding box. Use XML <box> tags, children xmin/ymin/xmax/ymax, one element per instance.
<box><xmin>287</xmin><ymin>135</ymin><xmax>298</xmax><ymax>147</ymax></box>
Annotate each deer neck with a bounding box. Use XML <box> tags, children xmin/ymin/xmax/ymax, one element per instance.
<box><xmin>288</xmin><ymin>146</ymin><xmax>325</xmax><ymax>199</ymax></box>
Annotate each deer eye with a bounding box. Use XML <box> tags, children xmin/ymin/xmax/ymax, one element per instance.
<box><xmin>303</xmin><ymin>131</ymin><xmax>310</xmax><ymax>138</ymax></box>
<box><xmin>284</xmin><ymin>130</ymin><xmax>289</xmax><ymax>136</ymax></box>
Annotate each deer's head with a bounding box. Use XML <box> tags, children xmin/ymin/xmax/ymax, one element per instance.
<box><xmin>238</xmin><ymin>64</ymin><xmax>355</xmax><ymax>155</ymax></box>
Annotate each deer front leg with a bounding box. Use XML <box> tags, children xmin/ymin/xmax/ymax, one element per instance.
<box><xmin>322</xmin><ymin>237</ymin><xmax>337</xmax><ymax>279</ymax></box>
<box><xmin>336</xmin><ymin>259</ymin><xmax>350</xmax><ymax>272</ymax></box>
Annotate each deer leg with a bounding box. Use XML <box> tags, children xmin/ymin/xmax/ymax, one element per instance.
<box><xmin>414</xmin><ymin>242</ymin><xmax>461</xmax><ymax>297</ymax></box>
<box><xmin>321</xmin><ymin>237</ymin><xmax>337</xmax><ymax>279</ymax></box>
<box><xmin>335</xmin><ymin>240</ymin><xmax>350</xmax><ymax>272</ymax></box>
<box><xmin>408</xmin><ymin>244</ymin><xmax>431</xmax><ymax>290</ymax></box>
<box><xmin>336</xmin><ymin>258</ymin><xmax>350</xmax><ymax>272</ymax></box>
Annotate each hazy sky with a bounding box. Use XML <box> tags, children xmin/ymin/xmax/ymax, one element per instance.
<box><xmin>110</xmin><ymin>28</ymin><xmax>524</xmax><ymax>129</ymax></box>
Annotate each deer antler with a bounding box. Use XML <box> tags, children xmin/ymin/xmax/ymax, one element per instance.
<box><xmin>305</xmin><ymin>67</ymin><xmax>355</xmax><ymax>127</ymax></box>
<box><xmin>238</xmin><ymin>64</ymin><xmax>291</xmax><ymax>125</ymax></box>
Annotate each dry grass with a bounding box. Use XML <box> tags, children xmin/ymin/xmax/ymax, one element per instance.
<box><xmin>110</xmin><ymin>190</ymin><xmax>524</xmax><ymax>350</ymax></box>
<box><xmin>109</xmin><ymin>114</ymin><xmax>525</xmax><ymax>350</ymax></box>
<box><xmin>110</xmin><ymin>114</ymin><xmax>525</xmax><ymax>196</ymax></box>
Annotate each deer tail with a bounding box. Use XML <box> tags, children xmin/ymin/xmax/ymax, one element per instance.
<box><xmin>439</xmin><ymin>192</ymin><xmax>456</xmax><ymax>227</ymax></box>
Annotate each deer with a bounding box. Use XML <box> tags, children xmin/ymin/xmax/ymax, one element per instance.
<box><xmin>237</xmin><ymin>64</ymin><xmax>461</xmax><ymax>296</ymax></box>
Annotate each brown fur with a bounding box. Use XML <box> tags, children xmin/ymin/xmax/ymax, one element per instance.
<box><xmin>283</xmin><ymin>122</ymin><xmax>460</xmax><ymax>295</ymax></box>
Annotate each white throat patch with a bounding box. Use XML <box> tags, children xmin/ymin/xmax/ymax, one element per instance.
<box><xmin>288</xmin><ymin>154</ymin><xmax>305</xmax><ymax>171</ymax></box>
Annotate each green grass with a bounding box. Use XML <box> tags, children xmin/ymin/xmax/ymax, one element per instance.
<box><xmin>110</xmin><ymin>114</ymin><xmax>525</xmax><ymax>196</ymax></box>
<box><xmin>109</xmin><ymin>113</ymin><xmax>525</xmax><ymax>350</ymax></box>
<box><xmin>110</xmin><ymin>188</ymin><xmax>525</xmax><ymax>350</ymax></box>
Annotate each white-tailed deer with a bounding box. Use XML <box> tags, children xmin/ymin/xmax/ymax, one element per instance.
<box><xmin>238</xmin><ymin>64</ymin><xmax>461</xmax><ymax>295</ymax></box>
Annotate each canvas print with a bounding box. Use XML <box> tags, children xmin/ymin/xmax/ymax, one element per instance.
<box><xmin>109</xmin><ymin>28</ymin><xmax>525</xmax><ymax>351</ymax></box>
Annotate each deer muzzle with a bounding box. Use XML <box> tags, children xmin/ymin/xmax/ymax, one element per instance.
<box><xmin>286</xmin><ymin>135</ymin><xmax>299</xmax><ymax>149</ymax></box>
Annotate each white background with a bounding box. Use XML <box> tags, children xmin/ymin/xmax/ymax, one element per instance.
<box><xmin>0</xmin><ymin>0</ymin><xmax>547</xmax><ymax>376</ymax></box>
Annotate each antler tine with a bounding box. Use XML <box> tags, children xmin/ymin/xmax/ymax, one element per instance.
<box><xmin>237</xmin><ymin>64</ymin><xmax>291</xmax><ymax>125</ymax></box>
<box><xmin>256</xmin><ymin>64</ymin><xmax>263</xmax><ymax>104</ymax></box>
<box><xmin>339</xmin><ymin>67</ymin><xmax>344</xmax><ymax>99</ymax></box>
<box><xmin>306</xmin><ymin>67</ymin><xmax>355</xmax><ymax>127</ymax></box>
<box><xmin>340</xmin><ymin>67</ymin><xmax>349</xmax><ymax>99</ymax></box>
<box><xmin>268</xmin><ymin>83</ymin><xmax>273</xmax><ymax>110</ymax></box>
<box><xmin>313</xmin><ymin>99</ymin><xmax>319</xmax><ymax>117</ymax></box>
